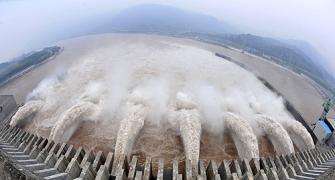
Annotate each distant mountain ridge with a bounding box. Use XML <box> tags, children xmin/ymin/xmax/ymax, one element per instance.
<box><xmin>281</xmin><ymin>39</ymin><xmax>330</xmax><ymax>69</ymax></box>
<box><xmin>190</xmin><ymin>33</ymin><xmax>335</xmax><ymax>93</ymax></box>
<box><xmin>96</xmin><ymin>4</ymin><xmax>238</xmax><ymax>34</ymax></box>
<box><xmin>0</xmin><ymin>47</ymin><xmax>61</xmax><ymax>87</ymax></box>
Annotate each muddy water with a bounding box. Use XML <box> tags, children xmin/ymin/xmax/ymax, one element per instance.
<box><xmin>23</xmin><ymin>118</ymin><xmax>276</xmax><ymax>174</ymax></box>
<box><xmin>7</xmin><ymin>34</ymin><xmax>295</xmax><ymax>173</ymax></box>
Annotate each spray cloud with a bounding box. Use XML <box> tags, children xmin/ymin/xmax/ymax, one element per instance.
<box><xmin>10</xmin><ymin>36</ymin><xmax>316</xmax><ymax>163</ymax></box>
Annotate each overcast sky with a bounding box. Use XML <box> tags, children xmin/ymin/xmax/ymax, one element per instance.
<box><xmin>0</xmin><ymin>0</ymin><xmax>334</xmax><ymax>74</ymax></box>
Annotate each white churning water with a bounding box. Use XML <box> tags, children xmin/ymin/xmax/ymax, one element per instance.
<box><xmin>9</xmin><ymin>35</ymin><xmax>315</xmax><ymax>163</ymax></box>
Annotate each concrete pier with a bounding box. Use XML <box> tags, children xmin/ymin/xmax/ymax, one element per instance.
<box><xmin>143</xmin><ymin>157</ymin><xmax>152</xmax><ymax>180</ymax></box>
<box><xmin>65</xmin><ymin>157</ymin><xmax>81</xmax><ymax>178</ymax></box>
<box><xmin>92</xmin><ymin>150</ymin><xmax>105</xmax><ymax>172</ymax></box>
<box><xmin>230</xmin><ymin>159</ymin><xmax>243</xmax><ymax>178</ymax></box>
<box><xmin>173</xmin><ymin>159</ymin><xmax>179</xmax><ymax>180</ymax></box>
<box><xmin>206</xmin><ymin>160</ymin><xmax>219</xmax><ymax>180</ymax></box>
<box><xmin>218</xmin><ymin>160</ymin><xmax>231</xmax><ymax>179</ymax></box>
<box><xmin>157</xmin><ymin>159</ymin><xmax>164</xmax><ymax>180</ymax></box>
<box><xmin>104</xmin><ymin>152</ymin><xmax>114</xmax><ymax>173</ymax></box>
<box><xmin>128</xmin><ymin>156</ymin><xmax>138</xmax><ymax>179</ymax></box>
<box><xmin>96</xmin><ymin>165</ymin><xmax>109</xmax><ymax>180</ymax></box>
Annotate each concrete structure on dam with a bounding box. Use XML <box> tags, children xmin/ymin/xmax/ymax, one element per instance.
<box><xmin>0</xmin><ymin>95</ymin><xmax>17</xmax><ymax>125</ymax></box>
<box><xmin>0</xmin><ymin>95</ymin><xmax>335</xmax><ymax>180</ymax></box>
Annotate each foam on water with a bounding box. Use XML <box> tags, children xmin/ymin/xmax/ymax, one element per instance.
<box><xmin>224</xmin><ymin>112</ymin><xmax>259</xmax><ymax>160</ymax></box>
<box><xmin>255</xmin><ymin>115</ymin><xmax>294</xmax><ymax>155</ymax></box>
<box><xmin>10</xmin><ymin>100</ymin><xmax>44</xmax><ymax>126</ymax></box>
<box><xmin>282</xmin><ymin>120</ymin><xmax>315</xmax><ymax>150</ymax></box>
<box><xmin>12</xmin><ymin>36</ymin><xmax>315</xmax><ymax>163</ymax></box>
<box><xmin>172</xmin><ymin>92</ymin><xmax>202</xmax><ymax>168</ymax></box>
<box><xmin>115</xmin><ymin>101</ymin><xmax>148</xmax><ymax>157</ymax></box>
<box><xmin>50</xmin><ymin>101</ymin><xmax>99</xmax><ymax>142</ymax></box>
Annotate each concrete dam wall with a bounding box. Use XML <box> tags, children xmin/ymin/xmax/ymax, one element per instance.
<box><xmin>1</xmin><ymin>124</ymin><xmax>335</xmax><ymax>179</ymax></box>
<box><xmin>0</xmin><ymin>95</ymin><xmax>335</xmax><ymax>180</ymax></box>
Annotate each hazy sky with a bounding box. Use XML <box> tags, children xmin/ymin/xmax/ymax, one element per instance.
<box><xmin>0</xmin><ymin>0</ymin><xmax>334</xmax><ymax>74</ymax></box>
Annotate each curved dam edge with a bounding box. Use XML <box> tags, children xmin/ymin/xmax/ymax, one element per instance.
<box><xmin>0</xmin><ymin>97</ymin><xmax>333</xmax><ymax>179</ymax></box>
<box><xmin>0</xmin><ymin>118</ymin><xmax>335</xmax><ymax>179</ymax></box>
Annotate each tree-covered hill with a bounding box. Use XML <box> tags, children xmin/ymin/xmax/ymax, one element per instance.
<box><xmin>0</xmin><ymin>46</ymin><xmax>62</xmax><ymax>86</ymax></box>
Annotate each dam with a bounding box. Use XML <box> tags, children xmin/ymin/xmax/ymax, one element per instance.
<box><xmin>0</xmin><ymin>95</ymin><xmax>335</xmax><ymax>179</ymax></box>
<box><xmin>0</xmin><ymin>34</ymin><xmax>335</xmax><ymax>179</ymax></box>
